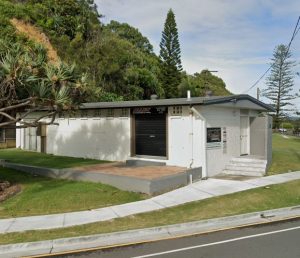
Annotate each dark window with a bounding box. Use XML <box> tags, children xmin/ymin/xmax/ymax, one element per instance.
<box><xmin>5</xmin><ymin>129</ymin><xmax>16</xmax><ymax>139</ymax></box>
<box><xmin>207</xmin><ymin>128</ymin><xmax>221</xmax><ymax>143</ymax></box>
<box><xmin>81</xmin><ymin>110</ymin><xmax>88</xmax><ymax>118</ymax></box>
<box><xmin>106</xmin><ymin>109</ymin><xmax>114</xmax><ymax>117</ymax></box>
<box><xmin>171</xmin><ymin>106</ymin><xmax>182</xmax><ymax>116</ymax></box>
<box><xmin>121</xmin><ymin>108</ymin><xmax>129</xmax><ymax>117</ymax></box>
<box><xmin>93</xmin><ymin>109</ymin><xmax>101</xmax><ymax>117</ymax></box>
<box><xmin>0</xmin><ymin>129</ymin><xmax>4</xmax><ymax>142</ymax></box>
<box><xmin>58</xmin><ymin>112</ymin><xmax>65</xmax><ymax>119</ymax></box>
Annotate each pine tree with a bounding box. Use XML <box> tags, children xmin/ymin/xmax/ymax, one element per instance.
<box><xmin>264</xmin><ymin>44</ymin><xmax>296</xmax><ymax>128</ymax></box>
<box><xmin>159</xmin><ymin>9</ymin><xmax>182</xmax><ymax>98</ymax></box>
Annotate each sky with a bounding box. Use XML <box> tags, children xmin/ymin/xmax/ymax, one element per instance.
<box><xmin>96</xmin><ymin>0</ymin><xmax>300</xmax><ymax>112</ymax></box>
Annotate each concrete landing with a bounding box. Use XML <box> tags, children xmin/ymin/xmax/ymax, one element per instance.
<box><xmin>1</xmin><ymin>161</ymin><xmax>202</xmax><ymax>195</ymax></box>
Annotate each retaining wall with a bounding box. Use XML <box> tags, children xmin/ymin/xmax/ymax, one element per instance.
<box><xmin>0</xmin><ymin>161</ymin><xmax>202</xmax><ymax>195</ymax></box>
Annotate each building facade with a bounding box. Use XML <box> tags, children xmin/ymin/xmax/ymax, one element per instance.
<box><xmin>16</xmin><ymin>95</ymin><xmax>273</xmax><ymax>177</ymax></box>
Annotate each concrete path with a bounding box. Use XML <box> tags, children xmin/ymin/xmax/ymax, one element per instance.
<box><xmin>0</xmin><ymin>171</ymin><xmax>300</xmax><ymax>234</ymax></box>
<box><xmin>2</xmin><ymin>206</ymin><xmax>300</xmax><ymax>258</ymax></box>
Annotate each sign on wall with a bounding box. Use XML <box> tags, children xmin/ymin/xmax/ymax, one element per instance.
<box><xmin>223</xmin><ymin>127</ymin><xmax>227</xmax><ymax>153</ymax></box>
<box><xmin>133</xmin><ymin>107</ymin><xmax>166</xmax><ymax>114</ymax></box>
<box><xmin>207</xmin><ymin>127</ymin><xmax>222</xmax><ymax>148</ymax></box>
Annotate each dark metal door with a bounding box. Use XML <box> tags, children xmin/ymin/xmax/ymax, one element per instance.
<box><xmin>135</xmin><ymin>114</ymin><xmax>166</xmax><ymax>156</ymax></box>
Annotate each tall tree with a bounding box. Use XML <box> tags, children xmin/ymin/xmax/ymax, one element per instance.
<box><xmin>105</xmin><ymin>20</ymin><xmax>154</xmax><ymax>54</ymax></box>
<box><xmin>263</xmin><ymin>44</ymin><xmax>296</xmax><ymax>129</ymax></box>
<box><xmin>178</xmin><ymin>70</ymin><xmax>231</xmax><ymax>97</ymax></box>
<box><xmin>159</xmin><ymin>9</ymin><xmax>182</xmax><ymax>98</ymax></box>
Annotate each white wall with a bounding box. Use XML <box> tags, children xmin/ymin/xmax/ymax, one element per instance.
<box><xmin>196</xmin><ymin>106</ymin><xmax>241</xmax><ymax>176</ymax></box>
<box><xmin>21</xmin><ymin>109</ymin><xmax>131</xmax><ymax>162</ymax></box>
<box><xmin>47</xmin><ymin>110</ymin><xmax>131</xmax><ymax>161</ymax></box>
<box><xmin>168</xmin><ymin>105</ymin><xmax>243</xmax><ymax>176</ymax></box>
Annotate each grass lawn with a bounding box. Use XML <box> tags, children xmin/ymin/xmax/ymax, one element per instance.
<box><xmin>0</xmin><ymin>179</ymin><xmax>299</xmax><ymax>245</ymax></box>
<box><xmin>0</xmin><ymin>168</ymin><xmax>144</xmax><ymax>218</ymax></box>
<box><xmin>268</xmin><ymin>133</ymin><xmax>300</xmax><ymax>175</ymax></box>
<box><xmin>0</xmin><ymin>149</ymin><xmax>108</xmax><ymax>169</ymax></box>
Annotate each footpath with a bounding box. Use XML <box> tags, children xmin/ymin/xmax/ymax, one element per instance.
<box><xmin>0</xmin><ymin>171</ymin><xmax>300</xmax><ymax>234</ymax></box>
<box><xmin>1</xmin><ymin>206</ymin><xmax>300</xmax><ymax>257</ymax></box>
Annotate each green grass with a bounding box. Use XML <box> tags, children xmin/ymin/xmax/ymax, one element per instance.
<box><xmin>0</xmin><ymin>179</ymin><xmax>299</xmax><ymax>245</ymax></box>
<box><xmin>0</xmin><ymin>133</ymin><xmax>299</xmax><ymax>244</ymax></box>
<box><xmin>0</xmin><ymin>149</ymin><xmax>107</xmax><ymax>169</ymax></box>
<box><xmin>0</xmin><ymin>168</ymin><xmax>144</xmax><ymax>218</ymax></box>
<box><xmin>268</xmin><ymin>134</ymin><xmax>300</xmax><ymax>175</ymax></box>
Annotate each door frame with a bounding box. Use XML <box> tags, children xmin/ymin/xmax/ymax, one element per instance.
<box><xmin>240</xmin><ymin>115</ymin><xmax>250</xmax><ymax>155</ymax></box>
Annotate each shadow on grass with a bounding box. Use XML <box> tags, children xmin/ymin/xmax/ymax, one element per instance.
<box><xmin>0</xmin><ymin>167</ymin><xmax>80</xmax><ymax>193</ymax></box>
<box><xmin>0</xmin><ymin>148</ymin><xmax>109</xmax><ymax>169</ymax></box>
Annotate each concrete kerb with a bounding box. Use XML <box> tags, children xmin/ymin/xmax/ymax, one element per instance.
<box><xmin>1</xmin><ymin>206</ymin><xmax>300</xmax><ymax>258</ymax></box>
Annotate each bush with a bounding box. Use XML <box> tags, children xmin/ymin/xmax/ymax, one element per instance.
<box><xmin>281</xmin><ymin>122</ymin><xmax>294</xmax><ymax>129</ymax></box>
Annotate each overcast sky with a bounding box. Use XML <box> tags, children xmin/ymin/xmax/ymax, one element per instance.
<box><xmin>96</xmin><ymin>0</ymin><xmax>300</xmax><ymax>112</ymax></box>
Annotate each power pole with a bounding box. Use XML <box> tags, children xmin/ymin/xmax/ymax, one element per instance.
<box><xmin>257</xmin><ymin>87</ymin><xmax>260</xmax><ymax>100</ymax></box>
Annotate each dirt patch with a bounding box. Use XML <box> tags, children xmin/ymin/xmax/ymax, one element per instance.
<box><xmin>0</xmin><ymin>182</ymin><xmax>21</xmax><ymax>202</ymax></box>
<box><xmin>10</xmin><ymin>18</ymin><xmax>59</xmax><ymax>64</ymax></box>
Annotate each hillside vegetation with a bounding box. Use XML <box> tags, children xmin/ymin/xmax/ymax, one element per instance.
<box><xmin>10</xmin><ymin>18</ymin><xmax>59</xmax><ymax>63</ymax></box>
<box><xmin>0</xmin><ymin>0</ymin><xmax>231</xmax><ymax>101</ymax></box>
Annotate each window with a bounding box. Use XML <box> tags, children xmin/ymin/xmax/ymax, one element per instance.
<box><xmin>81</xmin><ymin>110</ymin><xmax>88</xmax><ymax>119</ymax></box>
<box><xmin>207</xmin><ymin>128</ymin><xmax>221</xmax><ymax>143</ymax></box>
<box><xmin>68</xmin><ymin>111</ymin><xmax>76</xmax><ymax>119</ymax></box>
<box><xmin>171</xmin><ymin>106</ymin><xmax>182</xmax><ymax>116</ymax></box>
<box><xmin>0</xmin><ymin>129</ymin><xmax>4</xmax><ymax>142</ymax></box>
<box><xmin>120</xmin><ymin>108</ymin><xmax>129</xmax><ymax>117</ymax></box>
<box><xmin>5</xmin><ymin>129</ymin><xmax>16</xmax><ymax>139</ymax></box>
<box><xmin>93</xmin><ymin>109</ymin><xmax>101</xmax><ymax>118</ymax></box>
<box><xmin>58</xmin><ymin>112</ymin><xmax>65</xmax><ymax>119</ymax></box>
<box><xmin>106</xmin><ymin>109</ymin><xmax>114</xmax><ymax>117</ymax></box>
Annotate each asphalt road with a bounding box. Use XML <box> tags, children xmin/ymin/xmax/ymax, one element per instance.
<box><xmin>52</xmin><ymin>219</ymin><xmax>300</xmax><ymax>258</ymax></box>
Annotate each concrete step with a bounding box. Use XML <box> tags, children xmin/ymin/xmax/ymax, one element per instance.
<box><xmin>126</xmin><ymin>159</ymin><xmax>166</xmax><ymax>167</ymax></box>
<box><xmin>223</xmin><ymin>170</ymin><xmax>265</xmax><ymax>177</ymax></box>
<box><xmin>225</xmin><ymin>165</ymin><xmax>266</xmax><ymax>172</ymax></box>
<box><xmin>228</xmin><ymin>161</ymin><xmax>266</xmax><ymax>168</ymax></box>
<box><xmin>231</xmin><ymin>157</ymin><xmax>267</xmax><ymax>164</ymax></box>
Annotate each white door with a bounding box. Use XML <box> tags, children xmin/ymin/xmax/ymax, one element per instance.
<box><xmin>240</xmin><ymin>116</ymin><xmax>249</xmax><ymax>155</ymax></box>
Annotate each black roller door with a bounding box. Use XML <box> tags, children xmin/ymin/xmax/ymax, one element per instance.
<box><xmin>135</xmin><ymin>113</ymin><xmax>166</xmax><ymax>157</ymax></box>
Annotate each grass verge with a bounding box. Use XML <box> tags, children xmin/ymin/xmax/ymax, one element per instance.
<box><xmin>0</xmin><ymin>179</ymin><xmax>299</xmax><ymax>245</ymax></box>
<box><xmin>0</xmin><ymin>149</ymin><xmax>108</xmax><ymax>169</ymax></box>
<box><xmin>0</xmin><ymin>168</ymin><xmax>144</xmax><ymax>218</ymax></box>
<box><xmin>268</xmin><ymin>134</ymin><xmax>300</xmax><ymax>175</ymax></box>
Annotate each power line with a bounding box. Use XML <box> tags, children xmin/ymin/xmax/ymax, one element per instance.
<box><xmin>243</xmin><ymin>16</ymin><xmax>300</xmax><ymax>94</ymax></box>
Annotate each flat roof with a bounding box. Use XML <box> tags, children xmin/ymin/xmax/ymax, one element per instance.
<box><xmin>81</xmin><ymin>94</ymin><xmax>274</xmax><ymax>112</ymax></box>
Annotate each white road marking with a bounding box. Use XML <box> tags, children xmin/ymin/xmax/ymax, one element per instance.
<box><xmin>132</xmin><ymin>225</ymin><xmax>300</xmax><ymax>258</ymax></box>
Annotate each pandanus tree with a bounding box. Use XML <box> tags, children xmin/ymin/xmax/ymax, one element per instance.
<box><xmin>0</xmin><ymin>40</ymin><xmax>93</xmax><ymax>128</ymax></box>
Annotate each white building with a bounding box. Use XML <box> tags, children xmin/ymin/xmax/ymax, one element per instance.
<box><xmin>16</xmin><ymin>94</ymin><xmax>273</xmax><ymax>177</ymax></box>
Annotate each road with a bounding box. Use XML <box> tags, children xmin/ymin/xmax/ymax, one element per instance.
<box><xmin>50</xmin><ymin>219</ymin><xmax>300</xmax><ymax>258</ymax></box>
